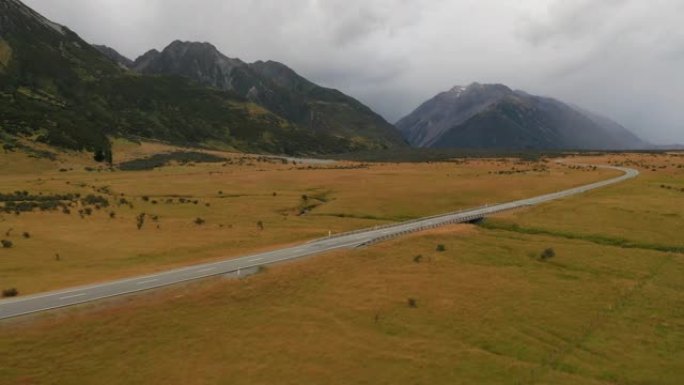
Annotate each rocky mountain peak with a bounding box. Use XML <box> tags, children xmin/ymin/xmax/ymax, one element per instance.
<box><xmin>0</xmin><ymin>0</ymin><xmax>65</xmax><ymax>35</ymax></box>
<box><xmin>464</xmin><ymin>82</ymin><xmax>513</xmax><ymax>96</ymax></box>
<box><xmin>93</xmin><ymin>44</ymin><xmax>133</xmax><ymax>68</ymax></box>
<box><xmin>397</xmin><ymin>82</ymin><xmax>648</xmax><ymax>150</ymax></box>
<box><xmin>132</xmin><ymin>40</ymin><xmax>246</xmax><ymax>87</ymax></box>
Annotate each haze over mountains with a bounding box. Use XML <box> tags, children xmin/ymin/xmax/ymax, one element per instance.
<box><xmin>1</xmin><ymin>0</ymin><xmax>659</xmax><ymax>158</ymax></box>
<box><xmin>397</xmin><ymin>83</ymin><xmax>648</xmax><ymax>150</ymax></box>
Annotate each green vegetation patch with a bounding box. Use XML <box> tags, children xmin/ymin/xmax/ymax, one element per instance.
<box><xmin>118</xmin><ymin>151</ymin><xmax>227</xmax><ymax>171</ymax></box>
<box><xmin>0</xmin><ymin>191</ymin><xmax>109</xmax><ymax>214</ymax></box>
<box><xmin>479</xmin><ymin>219</ymin><xmax>684</xmax><ymax>254</ymax></box>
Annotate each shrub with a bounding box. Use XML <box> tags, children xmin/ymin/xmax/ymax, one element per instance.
<box><xmin>540</xmin><ymin>248</ymin><xmax>556</xmax><ymax>261</ymax></box>
<box><xmin>407</xmin><ymin>298</ymin><xmax>417</xmax><ymax>308</ymax></box>
<box><xmin>109</xmin><ymin>211</ymin><xmax>116</xmax><ymax>219</ymax></box>
<box><xmin>194</xmin><ymin>217</ymin><xmax>206</xmax><ymax>225</ymax></box>
<box><xmin>2</xmin><ymin>288</ymin><xmax>18</xmax><ymax>297</ymax></box>
<box><xmin>136</xmin><ymin>213</ymin><xmax>146</xmax><ymax>230</ymax></box>
<box><xmin>413</xmin><ymin>254</ymin><xmax>423</xmax><ymax>263</ymax></box>
<box><xmin>1</xmin><ymin>239</ymin><xmax>12</xmax><ymax>248</ymax></box>
<box><xmin>436</xmin><ymin>244</ymin><xmax>446</xmax><ymax>252</ymax></box>
<box><xmin>22</xmin><ymin>232</ymin><xmax>30</xmax><ymax>239</ymax></box>
<box><xmin>81</xmin><ymin>194</ymin><xmax>109</xmax><ymax>207</ymax></box>
<box><xmin>257</xmin><ymin>220</ymin><xmax>264</xmax><ymax>230</ymax></box>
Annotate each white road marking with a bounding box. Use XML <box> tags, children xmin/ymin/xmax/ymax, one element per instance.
<box><xmin>137</xmin><ymin>279</ymin><xmax>159</xmax><ymax>285</ymax></box>
<box><xmin>59</xmin><ymin>293</ymin><xmax>86</xmax><ymax>300</ymax></box>
<box><xmin>249</xmin><ymin>258</ymin><xmax>264</xmax><ymax>262</ymax></box>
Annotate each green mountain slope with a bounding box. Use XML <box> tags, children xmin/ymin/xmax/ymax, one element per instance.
<box><xmin>132</xmin><ymin>41</ymin><xmax>406</xmax><ymax>149</ymax></box>
<box><xmin>0</xmin><ymin>0</ymin><xmax>387</xmax><ymax>158</ymax></box>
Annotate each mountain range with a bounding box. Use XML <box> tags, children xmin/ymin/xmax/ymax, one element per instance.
<box><xmin>111</xmin><ymin>40</ymin><xmax>404</xmax><ymax>148</ymax></box>
<box><xmin>0</xmin><ymin>0</ymin><xmax>404</xmax><ymax>159</ymax></box>
<box><xmin>1</xmin><ymin>0</ymin><xmax>652</xmax><ymax>159</ymax></box>
<box><xmin>397</xmin><ymin>83</ymin><xmax>647</xmax><ymax>150</ymax></box>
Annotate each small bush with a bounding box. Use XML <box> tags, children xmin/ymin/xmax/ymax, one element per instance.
<box><xmin>22</xmin><ymin>232</ymin><xmax>30</xmax><ymax>239</ymax></box>
<box><xmin>408</xmin><ymin>298</ymin><xmax>417</xmax><ymax>308</ymax></box>
<box><xmin>1</xmin><ymin>239</ymin><xmax>12</xmax><ymax>248</ymax></box>
<box><xmin>194</xmin><ymin>217</ymin><xmax>206</xmax><ymax>225</ymax></box>
<box><xmin>436</xmin><ymin>244</ymin><xmax>446</xmax><ymax>252</ymax></box>
<box><xmin>2</xmin><ymin>288</ymin><xmax>18</xmax><ymax>297</ymax></box>
<box><xmin>540</xmin><ymin>248</ymin><xmax>556</xmax><ymax>261</ymax></box>
<box><xmin>257</xmin><ymin>220</ymin><xmax>264</xmax><ymax>230</ymax></box>
<box><xmin>413</xmin><ymin>254</ymin><xmax>423</xmax><ymax>263</ymax></box>
<box><xmin>136</xmin><ymin>213</ymin><xmax>146</xmax><ymax>230</ymax></box>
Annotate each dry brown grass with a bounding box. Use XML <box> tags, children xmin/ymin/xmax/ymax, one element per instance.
<box><xmin>0</xmin><ymin>143</ymin><xmax>618</xmax><ymax>294</ymax></box>
<box><xmin>0</xmin><ymin>152</ymin><xmax>682</xmax><ymax>384</ymax></box>
<box><xmin>1</xmin><ymin>222</ymin><xmax>681</xmax><ymax>384</ymax></box>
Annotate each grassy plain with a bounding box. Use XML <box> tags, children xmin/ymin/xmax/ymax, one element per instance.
<box><xmin>0</xmin><ymin>151</ymin><xmax>683</xmax><ymax>385</ymax></box>
<box><xmin>0</xmin><ymin>141</ymin><xmax>618</xmax><ymax>294</ymax></box>
<box><xmin>0</xmin><ymin>151</ymin><xmax>682</xmax><ymax>384</ymax></box>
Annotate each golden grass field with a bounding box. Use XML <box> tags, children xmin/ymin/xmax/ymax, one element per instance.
<box><xmin>0</xmin><ymin>141</ymin><xmax>619</xmax><ymax>294</ymax></box>
<box><xmin>0</xmin><ymin>147</ymin><xmax>682</xmax><ymax>385</ymax></box>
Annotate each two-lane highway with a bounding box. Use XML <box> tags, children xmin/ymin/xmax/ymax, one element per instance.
<box><xmin>0</xmin><ymin>163</ymin><xmax>639</xmax><ymax>320</ymax></box>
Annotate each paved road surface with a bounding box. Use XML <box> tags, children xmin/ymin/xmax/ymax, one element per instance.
<box><xmin>0</xmin><ymin>163</ymin><xmax>639</xmax><ymax>320</ymax></box>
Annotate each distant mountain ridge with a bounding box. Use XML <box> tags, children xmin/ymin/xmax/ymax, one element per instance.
<box><xmin>93</xmin><ymin>44</ymin><xmax>133</xmax><ymax>68</ymax></box>
<box><xmin>397</xmin><ymin>83</ymin><xmax>648</xmax><ymax>150</ymax></box>
<box><xmin>127</xmin><ymin>40</ymin><xmax>405</xmax><ymax>148</ymax></box>
<box><xmin>0</xmin><ymin>0</ymin><xmax>406</xmax><ymax>157</ymax></box>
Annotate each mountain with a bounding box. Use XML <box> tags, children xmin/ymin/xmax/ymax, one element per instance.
<box><xmin>0</xmin><ymin>0</ymin><xmax>123</xmax><ymax>155</ymax></box>
<box><xmin>93</xmin><ymin>44</ymin><xmax>133</xmax><ymax>68</ymax></box>
<box><xmin>397</xmin><ymin>83</ymin><xmax>648</xmax><ymax>150</ymax></box>
<box><xmin>131</xmin><ymin>40</ymin><xmax>406</xmax><ymax>149</ymax></box>
<box><xmin>0</xmin><ymin>0</ymin><xmax>402</xmax><ymax>158</ymax></box>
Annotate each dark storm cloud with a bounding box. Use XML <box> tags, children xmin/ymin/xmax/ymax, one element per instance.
<box><xmin>22</xmin><ymin>0</ymin><xmax>684</xmax><ymax>144</ymax></box>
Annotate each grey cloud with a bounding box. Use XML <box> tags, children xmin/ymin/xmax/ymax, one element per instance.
<box><xmin>22</xmin><ymin>0</ymin><xmax>684</xmax><ymax>144</ymax></box>
<box><xmin>520</xmin><ymin>0</ymin><xmax>628</xmax><ymax>45</ymax></box>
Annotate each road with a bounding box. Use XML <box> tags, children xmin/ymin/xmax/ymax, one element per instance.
<box><xmin>0</xmin><ymin>163</ymin><xmax>639</xmax><ymax>320</ymax></box>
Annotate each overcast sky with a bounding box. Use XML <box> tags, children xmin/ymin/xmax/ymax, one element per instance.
<box><xmin>24</xmin><ymin>0</ymin><xmax>684</xmax><ymax>144</ymax></box>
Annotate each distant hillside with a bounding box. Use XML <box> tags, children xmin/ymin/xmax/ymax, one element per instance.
<box><xmin>93</xmin><ymin>44</ymin><xmax>133</xmax><ymax>68</ymax></box>
<box><xmin>0</xmin><ymin>0</ymin><xmax>401</xmax><ymax>159</ymax></box>
<box><xmin>130</xmin><ymin>40</ymin><xmax>406</xmax><ymax>149</ymax></box>
<box><xmin>397</xmin><ymin>83</ymin><xmax>648</xmax><ymax>150</ymax></box>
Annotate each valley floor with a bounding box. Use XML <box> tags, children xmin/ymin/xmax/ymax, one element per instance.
<box><xmin>0</xmin><ymin>140</ymin><xmax>619</xmax><ymax>294</ymax></box>
<box><xmin>0</xmin><ymin>147</ymin><xmax>682</xmax><ymax>384</ymax></box>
